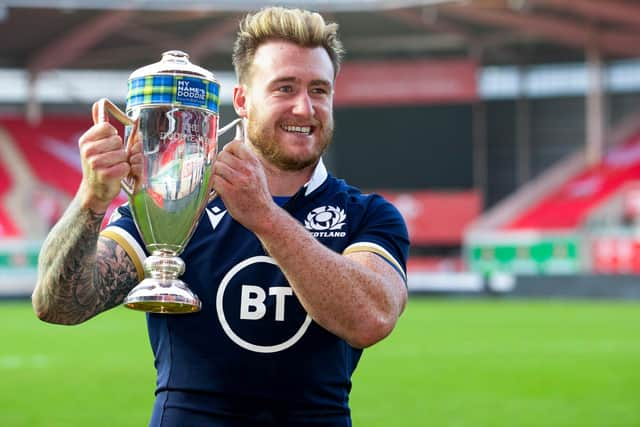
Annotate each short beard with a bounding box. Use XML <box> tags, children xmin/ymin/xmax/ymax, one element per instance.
<box><xmin>247</xmin><ymin>120</ymin><xmax>333</xmax><ymax>172</ymax></box>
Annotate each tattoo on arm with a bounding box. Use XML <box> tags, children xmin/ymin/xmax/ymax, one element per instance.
<box><xmin>34</xmin><ymin>199</ymin><xmax>137</xmax><ymax>324</ymax></box>
<box><xmin>94</xmin><ymin>237</ymin><xmax>139</xmax><ymax>312</ymax></box>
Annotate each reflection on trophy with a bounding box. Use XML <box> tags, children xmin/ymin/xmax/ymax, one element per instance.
<box><xmin>94</xmin><ymin>50</ymin><xmax>241</xmax><ymax>314</ymax></box>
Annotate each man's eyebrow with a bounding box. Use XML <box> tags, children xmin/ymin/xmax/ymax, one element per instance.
<box><xmin>269</xmin><ymin>76</ymin><xmax>298</xmax><ymax>85</ymax></box>
<box><xmin>310</xmin><ymin>79</ymin><xmax>332</xmax><ymax>88</ymax></box>
<box><xmin>268</xmin><ymin>76</ymin><xmax>332</xmax><ymax>87</ymax></box>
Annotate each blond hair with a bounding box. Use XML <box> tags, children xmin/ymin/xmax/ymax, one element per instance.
<box><xmin>232</xmin><ymin>7</ymin><xmax>345</xmax><ymax>84</ymax></box>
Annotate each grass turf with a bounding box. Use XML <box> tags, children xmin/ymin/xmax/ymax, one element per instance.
<box><xmin>1</xmin><ymin>298</ymin><xmax>639</xmax><ymax>426</ymax></box>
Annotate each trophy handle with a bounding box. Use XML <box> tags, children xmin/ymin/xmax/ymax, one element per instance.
<box><xmin>217</xmin><ymin>117</ymin><xmax>243</xmax><ymax>138</ymax></box>
<box><xmin>208</xmin><ymin>118</ymin><xmax>245</xmax><ymax>203</ymax></box>
<box><xmin>92</xmin><ymin>98</ymin><xmax>137</xmax><ymax>196</ymax></box>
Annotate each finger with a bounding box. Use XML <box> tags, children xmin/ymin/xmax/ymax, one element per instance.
<box><xmin>216</xmin><ymin>148</ymin><xmax>246</xmax><ymax>172</ymax></box>
<box><xmin>212</xmin><ymin>160</ymin><xmax>238</xmax><ymax>185</ymax></box>
<box><xmin>129</xmin><ymin>163</ymin><xmax>143</xmax><ymax>181</ymax></box>
<box><xmin>128</xmin><ymin>151</ymin><xmax>143</xmax><ymax>166</ymax></box>
<box><xmin>86</xmin><ymin>149</ymin><xmax>130</xmax><ymax>171</ymax></box>
<box><xmin>126</xmin><ymin>137</ymin><xmax>143</xmax><ymax>157</ymax></box>
<box><xmin>97</xmin><ymin>162</ymin><xmax>131</xmax><ymax>182</ymax></box>
<box><xmin>128</xmin><ymin>149</ymin><xmax>143</xmax><ymax>177</ymax></box>
<box><xmin>81</xmin><ymin>135</ymin><xmax>125</xmax><ymax>158</ymax></box>
<box><xmin>79</xmin><ymin>122</ymin><xmax>118</xmax><ymax>145</ymax></box>
<box><xmin>222</xmin><ymin>139</ymin><xmax>254</xmax><ymax>161</ymax></box>
<box><xmin>211</xmin><ymin>176</ymin><xmax>232</xmax><ymax>202</ymax></box>
<box><xmin>90</xmin><ymin>100</ymin><xmax>118</xmax><ymax>125</ymax></box>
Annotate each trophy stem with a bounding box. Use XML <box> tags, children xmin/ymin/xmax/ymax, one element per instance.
<box><xmin>123</xmin><ymin>252</ymin><xmax>202</xmax><ymax>314</ymax></box>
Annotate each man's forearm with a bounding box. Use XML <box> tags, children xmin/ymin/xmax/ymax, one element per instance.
<box><xmin>255</xmin><ymin>207</ymin><xmax>406</xmax><ymax>348</ymax></box>
<box><xmin>34</xmin><ymin>196</ymin><xmax>114</xmax><ymax>325</ymax></box>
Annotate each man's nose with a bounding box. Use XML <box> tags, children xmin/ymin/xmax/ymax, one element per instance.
<box><xmin>291</xmin><ymin>92</ymin><xmax>314</xmax><ymax>116</ymax></box>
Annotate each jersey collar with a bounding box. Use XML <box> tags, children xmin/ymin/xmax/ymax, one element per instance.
<box><xmin>303</xmin><ymin>158</ymin><xmax>328</xmax><ymax>196</ymax></box>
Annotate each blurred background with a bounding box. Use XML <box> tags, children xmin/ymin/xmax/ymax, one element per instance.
<box><xmin>1</xmin><ymin>1</ymin><xmax>639</xmax><ymax>426</ymax></box>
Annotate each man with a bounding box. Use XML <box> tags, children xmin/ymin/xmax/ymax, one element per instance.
<box><xmin>33</xmin><ymin>6</ymin><xmax>409</xmax><ymax>427</ymax></box>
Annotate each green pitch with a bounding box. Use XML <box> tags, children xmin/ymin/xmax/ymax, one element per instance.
<box><xmin>1</xmin><ymin>298</ymin><xmax>639</xmax><ymax>427</ymax></box>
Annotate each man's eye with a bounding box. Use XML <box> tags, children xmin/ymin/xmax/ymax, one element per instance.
<box><xmin>311</xmin><ymin>87</ymin><xmax>329</xmax><ymax>95</ymax></box>
<box><xmin>278</xmin><ymin>86</ymin><xmax>293</xmax><ymax>93</ymax></box>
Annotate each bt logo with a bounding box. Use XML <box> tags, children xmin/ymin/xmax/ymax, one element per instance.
<box><xmin>240</xmin><ymin>285</ymin><xmax>293</xmax><ymax>321</ymax></box>
<box><xmin>216</xmin><ymin>256</ymin><xmax>311</xmax><ymax>353</ymax></box>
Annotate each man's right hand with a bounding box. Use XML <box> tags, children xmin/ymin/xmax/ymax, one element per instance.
<box><xmin>77</xmin><ymin>121</ymin><xmax>132</xmax><ymax>214</ymax></box>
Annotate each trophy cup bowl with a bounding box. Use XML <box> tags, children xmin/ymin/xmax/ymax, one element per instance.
<box><xmin>94</xmin><ymin>51</ymin><xmax>241</xmax><ymax>314</ymax></box>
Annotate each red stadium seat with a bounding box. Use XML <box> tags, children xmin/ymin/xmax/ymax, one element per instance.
<box><xmin>506</xmin><ymin>132</ymin><xmax>640</xmax><ymax>230</ymax></box>
<box><xmin>1</xmin><ymin>115</ymin><xmax>91</xmax><ymax>197</ymax></box>
<box><xmin>0</xmin><ymin>116</ymin><xmax>128</xmax><ymax>236</ymax></box>
<box><xmin>0</xmin><ymin>149</ymin><xmax>20</xmax><ymax>237</ymax></box>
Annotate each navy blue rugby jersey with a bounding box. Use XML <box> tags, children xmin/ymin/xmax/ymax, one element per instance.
<box><xmin>101</xmin><ymin>159</ymin><xmax>409</xmax><ymax>413</ymax></box>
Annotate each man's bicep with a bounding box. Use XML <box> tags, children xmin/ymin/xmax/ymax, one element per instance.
<box><xmin>343</xmin><ymin>242</ymin><xmax>407</xmax><ymax>284</ymax></box>
<box><xmin>344</xmin><ymin>250</ymin><xmax>408</xmax><ymax>310</ymax></box>
<box><xmin>94</xmin><ymin>236</ymin><xmax>140</xmax><ymax>311</ymax></box>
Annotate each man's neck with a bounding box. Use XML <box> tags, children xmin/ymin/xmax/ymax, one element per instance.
<box><xmin>262</xmin><ymin>160</ymin><xmax>317</xmax><ymax>197</ymax></box>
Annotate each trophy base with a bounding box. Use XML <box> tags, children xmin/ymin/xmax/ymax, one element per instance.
<box><xmin>123</xmin><ymin>278</ymin><xmax>202</xmax><ymax>314</ymax></box>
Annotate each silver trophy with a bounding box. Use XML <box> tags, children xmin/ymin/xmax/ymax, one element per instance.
<box><xmin>94</xmin><ymin>50</ymin><xmax>241</xmax><ymax>314</ymax></box>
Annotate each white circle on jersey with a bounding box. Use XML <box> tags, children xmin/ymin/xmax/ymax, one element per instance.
<box><xmin>216</xmin><ymin>255</ymin><xmax>312</xmax><ymax>353</ymax></box>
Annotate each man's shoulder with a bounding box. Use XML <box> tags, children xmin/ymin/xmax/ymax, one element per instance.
<box><xmin>312</xmin><ymin>176</ymin><xmax>403</xmax><ymax>229</ymax></box>
<box><xmin>321</xmin><ymin>174</ymin><xmax>366</xmax><ymax>198</ymax></box>
<box><xmin>323</xmin><ymin>175</ymin><xmax>395</xmax><ymax>208</ymax></box>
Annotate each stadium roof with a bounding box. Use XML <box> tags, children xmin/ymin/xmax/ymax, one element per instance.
<box><xmin>2</xmin><ymin>0</ymin><xmax>640</xmax><ymax>77</ymax></box>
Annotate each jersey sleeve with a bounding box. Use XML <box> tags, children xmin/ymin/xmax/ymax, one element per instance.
<box><xmin>99</xmin><ymin>203</ymin><xmax>148</xmax><ymax>281</ymax></box>
<box><xmin>343</xmin><ymin>195</ymin><xmax>410</xmax><ymax>283</ymax></box>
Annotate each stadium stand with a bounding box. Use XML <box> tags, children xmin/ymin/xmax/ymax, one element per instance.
<box><xmin>1</xmin><ymin>115</ymin><xmax>90</xmax><ymax>198</ymax></box>
<box><xmin>380</xmin><ymin>190</ymin><xmax>481</xmax><ymax>245</ymax></box>
<box><xmin>0</xmin><ymin>115</ymin><xmax>127</xmax><ymax>239</ymax></box>
<box><xmin>381</xmin><ymin>190</ymin><xmax>481</xmax><ymax>290</ymax></box>
<box><xmin>0</xmin><ymin>163</ymin><xmax>20</xmax><ymax>237</ymax></box>
<box><xmin>506</xmin><ymin>131</ymin><xmax>640</xmax><ymax>230</ymax></box>
<box><xmin>466</xmin><ymin>115</ymin><xmax>640</xmax><ymax>277</ymax></box>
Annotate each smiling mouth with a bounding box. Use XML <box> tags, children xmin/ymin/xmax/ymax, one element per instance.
<box><xmin>281</xmin><ymin>124</ymin><xmax>315</xmax><ymax>136</ymax></box>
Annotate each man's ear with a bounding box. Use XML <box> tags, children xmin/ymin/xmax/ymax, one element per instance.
<box><xmin>233</xmin><ymin>85</ymin><xmax>248</xmax><ymax>118</ymax></box>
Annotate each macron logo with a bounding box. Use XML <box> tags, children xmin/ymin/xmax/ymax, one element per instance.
<box><xmin>207</xmin><ymin>206</ymin><xmax>227</xmax><ymax>230</ymax></box>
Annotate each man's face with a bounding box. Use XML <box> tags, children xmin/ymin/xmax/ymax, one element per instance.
<box><xmin>239</xmin><ymin>40</ymin><xmax>335</xmax><ymax>171</ymax></box>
